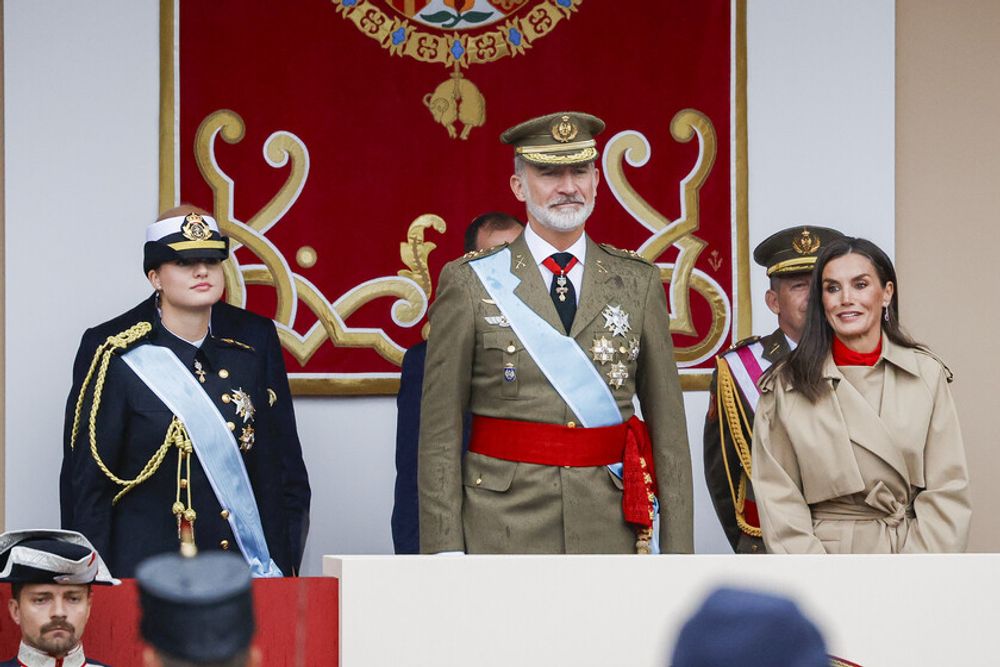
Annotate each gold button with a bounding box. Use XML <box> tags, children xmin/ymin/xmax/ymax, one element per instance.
<box><xmin>619</xmin><ymin>346</ymin><xmax>628</xmax><ymax>354</ymax></box>
<box><xmin>567</xmin><ymin>421</ymin><xmax>576</xmax><ymax>428</ymax></box>
<box><xmin>475</xmin><ymin>477</ymin><xmax>482</xmax><ymax>486</ymax></box>
<box><xmin>222</xmin><ymin>394</ymin><xmax>231</xmax><ymax>403</ymax></box>
<box><xmin>506</xmin><ymin>344</ymin><xmax>516</xmax><ymax>353</ymax></box>
<box><xmin>751</xmin><ymin>544</ymin><xmax>759</xmax><ymax>553</ymax></box>
<box><xmin>179</xmin><ymin>479</ymin><xmax>188</xmax><ymax>489</ymax></box>
<box><xmin>219</xmin><ymin>369</ymin><xmax>230</xmax><ymax>379</ymax></box>
<box><xmin>563</xmin><ymin>466</ymin><xmax>571</xmax><ymax>469</ymax></box>
<box><xmin>220</xmin><ymin>509</ymin><xmax>230</xmax><ymax>520</ymax></box>
<box><xmin>227</xmin><ymin>422</ymin><xmax>236</xmax><ymax>431</ymax></box>
<box><xmin>220</xmin><ymin>540</ymin><xmax>230</xmax><ymax>550</ymax></box>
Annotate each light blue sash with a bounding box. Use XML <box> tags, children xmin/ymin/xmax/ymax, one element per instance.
<box><xmin>470</xmin><ymin>249</ymin><xmax>621</xmax><ymax>427</ymax></box>
<box><xmin>122</xmin><ymin>345</ymin><xmax>283</xmax><ymax>577</ymax></box>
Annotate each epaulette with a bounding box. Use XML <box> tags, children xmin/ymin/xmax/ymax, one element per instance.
<box><xmin>217</xmin><ymin>337</ymin><xmax>255</xmax><ymax>352</ymax></box>
<box><xmin>913</xmin><ymin>346</ymin><xmax>955</xmax><ymax>383</ymax></box>
<box><xmin>459</xmin><ymin>243</ymin><xmax>508</xmax><ymax>263</ymax></box>
<box><xmin>598</xmin><ymin>243</ymin><xmax>653</xmax><ymax>265</ymax></box>
<box><xmin>723</xmin><ymin>335</ymin><xmax>761</xmax><ymax>354</ymax></box>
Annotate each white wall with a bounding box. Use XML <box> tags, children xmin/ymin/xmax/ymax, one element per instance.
<box><xmin>4</xmin><ymin>0</ymin><xmax>895</xmax><ymax>573</ymax></box>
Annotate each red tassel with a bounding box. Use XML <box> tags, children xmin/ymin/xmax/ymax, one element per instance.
<box><xmin>622</xmin><ymin>417</ymin><xmax>656</xmax><ymax>528</ymax></box>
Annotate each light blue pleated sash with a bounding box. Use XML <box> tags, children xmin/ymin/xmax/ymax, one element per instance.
<box><xmin>470</xmin><ymin>249</ymin><xmax>621</xmax><ymax>427</ymax></box>
<box><xmin>122</xmin><ymin>345</ymin><xmax>283</xmax><ymax>577</ymax></box>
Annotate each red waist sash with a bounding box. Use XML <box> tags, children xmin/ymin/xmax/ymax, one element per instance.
<box><xmin>469</xmin><ymin>415</ymin><xmax>658</xmax><ymax>528</ymax></box>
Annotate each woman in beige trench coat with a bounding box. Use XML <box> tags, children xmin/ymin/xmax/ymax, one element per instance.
<box><xmin>752</xmin><ymin>237</ymin><xmax>970</xmax><ymax>553</ymax></box>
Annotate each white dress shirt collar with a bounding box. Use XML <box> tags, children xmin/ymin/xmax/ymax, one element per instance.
<box><xmin>523</xmin><ymin>223</ymin><xmax>588</xmax><ymax>267</ymax></box>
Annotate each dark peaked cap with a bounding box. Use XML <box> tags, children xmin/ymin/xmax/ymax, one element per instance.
<box><xmin>137</xmin><ymin>552</ymin><xmax>255</xmax><ymax>663</ymax></box>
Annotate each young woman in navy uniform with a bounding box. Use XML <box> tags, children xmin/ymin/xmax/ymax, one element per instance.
<box><xmin>62</xmin><ymin>206</ymin><xmax>310</xmax><ymax>577</ymax></box>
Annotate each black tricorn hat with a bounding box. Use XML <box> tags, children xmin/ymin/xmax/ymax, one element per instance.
<box><xmin>0</xmin><ymin>529</ymin><xmax>119</xmax><ymax>586</ymax></box>
<box><xmin>137</xmin><ymin>552</ymin><xmax>254</xmax><ymax>662</ymax></box>
<box><xmin>143</xmin><ymin>212</ymin><xmax>230</xmax><ymax>274</ymax></box>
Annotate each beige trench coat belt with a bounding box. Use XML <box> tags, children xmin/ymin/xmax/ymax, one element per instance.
<box><xmin>811</xmin><ymin>481</ymin><xmax>915</xmax><ymax>528</ymax></box>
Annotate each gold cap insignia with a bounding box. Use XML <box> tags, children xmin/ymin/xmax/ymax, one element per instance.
<box><xmin>791</xmin><ymin>228</ymin><xmax>821</xmax><ymax>255</ymax></box>
<box><xmin>181</xmin><ymin>213</ymin><xmax>212</xmax><ymax>242</ymax></box>
<box><xmin>551</xmin><ymin>115</ymin><xmax>579</xmax><ymax>143</ymax></box>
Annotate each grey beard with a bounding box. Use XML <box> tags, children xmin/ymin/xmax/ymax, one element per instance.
<box><xmin>526</xmin><ymin>197</ymin><xmax>594</xmax><ymax>232</ymax></box>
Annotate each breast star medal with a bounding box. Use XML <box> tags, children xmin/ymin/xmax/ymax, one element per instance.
<box><xmin>602</xmin><ymin>305</ymin><xmax>631</xmax><ymax>337</ymax></box>
<box><xmin>607</xmin><ymin>361</ymin><xmax>629</xmax><ymax>389</ymax></box>
<box><xmin>228</xmin><ymin>389</ymin><xmax>256</xmax><ymax>423</ymax></box>
<box><xmin>627</xmin><ymin>336</ymin><xmax>641</xmax><ymax>362</ymax></box>
<box><xmin>239</xmin><ymin>425</ymin><xmax>255</xmax><ymax>452</ymax></box>
<box><xmin>590</xmin><ymin>336</ymin><xmax>616</xmax><ymax>364</ymax></box>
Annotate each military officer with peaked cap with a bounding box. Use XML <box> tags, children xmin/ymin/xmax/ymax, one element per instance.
<box><xmin>136</xmin><ymin>551</ymin><xmax>260</xmax><ymax>666</ymax></box>
<box><xmin>419</xmin><ymin>111</ymin><xmax>693</xmax><ymax>555</ymax></box>
<box><xmin>0</xmin><ymin>529</ymin><xmax>118</xmax><ymax>667</ymax></box>
<box><xmin>704</xmin><ymin>225</ymin><xmax>845</xmax><ymax>553</ymax></box>
<box><xmin>62</xmin><ymin>205</ymin><xmax>310</xmax><ymax>578</ymax></box>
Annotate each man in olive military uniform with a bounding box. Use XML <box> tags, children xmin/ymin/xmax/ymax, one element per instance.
<box><xmin>704</xmin><ymin>226</ymin><xmax>845</xmax><ymax>553</ymax></box>
<box><xmin>419</xmin><ymin>111</ymin><xmax>692</xmax><ymax>555</ymax></box>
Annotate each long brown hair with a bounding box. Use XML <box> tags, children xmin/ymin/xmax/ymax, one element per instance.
<box><xmin>772</xmin><ymin>237</ymin><xmax>920</xmax><ymax>402</ymax></box>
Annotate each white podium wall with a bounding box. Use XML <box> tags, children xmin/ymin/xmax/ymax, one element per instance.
<box><xmin>326</xmin><ymin>554</ymin><xmax>997</xmax><ymax>667</ymax></box>
<box><xmin>4</xmin><ymin>1</ymin><xmax>896</xmax><ymax>572</ymax></box>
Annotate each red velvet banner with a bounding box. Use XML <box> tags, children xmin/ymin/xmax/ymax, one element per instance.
<box><xmin>163</xmin><ymin>0</ymin><xmax>749</xmax><ymax>394</ymax></box>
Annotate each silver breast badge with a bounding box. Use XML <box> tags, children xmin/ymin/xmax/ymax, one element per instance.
<box><xmin>607</xmin><ymin>361</ymin><xmax>629</xmax><ymax>389</ymax></box>
<box><xmin>627</xmin><ymin>336</ymin><xmax>640</xmax><ymax>362</ymax></box>
<box><xmin>229</xmin><ymin>388</ymin><xmax>256</xmax><ymax>423</ymax></box>
<box><xmin>590</xmin><ymin>336</ymin><xmax>616</xmax><ymax>364</ymax></box>
<box><xmin>484</xmin><ymin>315</ymin><xmax>511</xmax><ymax>328</ymax></box>
<box><xmin>602</xmin><ymin>304</ymin><xmax>631</xmax><ymax>337</ymax></box>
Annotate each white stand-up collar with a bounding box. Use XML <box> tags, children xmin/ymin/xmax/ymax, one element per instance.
<box><xmin>16</xmin><ymin>641</ymin><xmax>91</xmax><ymax>667</ymax></box>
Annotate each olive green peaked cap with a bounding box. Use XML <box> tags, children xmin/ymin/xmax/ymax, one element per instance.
<box><xmin>501</xmin><ymin>111</ymin><xmax>605</xmax><ymax>165</ymax></box>
<box><xmin>753</xmin><ymin>226</ymin><xmax>847</xmax><ymax>276</ymax></box>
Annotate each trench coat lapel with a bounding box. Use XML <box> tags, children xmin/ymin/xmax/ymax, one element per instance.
<box><xmin>569</xmin><ymin>237</ymin><xmax>614</xmax><ymax>338</ymax></box>
<box><xmin>825</xmin><ymin>356</ymin><xmax>911</xmax><ymax>484</ymax></box>
<box><xmin>508</xmin><ymin>233</ymin><xmax>565</xmax><ymax>333</ymax></box>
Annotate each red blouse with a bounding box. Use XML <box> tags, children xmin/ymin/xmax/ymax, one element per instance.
<box><xmin>832</xmin><ymin>335</ymin><xmax>882</xmax><ymax>367</ymax></box>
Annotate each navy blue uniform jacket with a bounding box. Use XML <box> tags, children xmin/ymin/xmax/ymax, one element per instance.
<box><xmin>61</xmin><ymin>296</ymin><xmax>310</xmax><ymax>576</ymax></box>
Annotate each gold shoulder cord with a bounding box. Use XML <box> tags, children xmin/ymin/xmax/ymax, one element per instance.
<box><xmin>71</xmin><ymin>322</ymin><xmax>200</xmax><ymax>545</ymax></box>
<box><xmin>715</xmin><ymin>357</ymin><xmax>763</xmax><ymax>538</ymax></box>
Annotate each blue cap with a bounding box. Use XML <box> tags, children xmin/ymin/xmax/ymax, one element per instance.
<box><xmin>137</xmin><ymin>552</ymin><xmax>254</xmax><ymax>662</ymax></box>
<box><xmin>671</xmin><ymin>587</ymin><xmax>829</xmax><ymax>667</ymax></box>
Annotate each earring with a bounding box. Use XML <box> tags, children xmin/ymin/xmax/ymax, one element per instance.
<box><xmin>883</xmin><ymin>306</ymin><xmax>889</xmax><ymax>323</ymax></box>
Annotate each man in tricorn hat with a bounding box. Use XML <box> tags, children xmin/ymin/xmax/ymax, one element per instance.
<box><xmin>418</xmin><ymin>111</ymin><xmax>692</xmax><ymax>554</ymax></box>
<box><xmin>136</xmin><ymin>552</ymin><xmax>260</xmax><ymax>667</ymax></box>
<box><xmin>1</xmin><ymin>529</ymin><xmax>118</xmax><ymax>667</ymax></box>
<box><xmin>704</xmin><ymin>226</ymin><xmax>845</xmax><ymax>553</ymax></box>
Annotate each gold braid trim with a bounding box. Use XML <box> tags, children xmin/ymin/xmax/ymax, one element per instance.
<box><xmin>716</xmin><ymin>357</ymin><xmax>762</xmax><ymax>538</ymax></box>
<box><xmin>70</xmin><ymin>322</ymin><xmax>152</xmax><ymax>450</ymax></box>
<box><xmin>76</xmin><ymin>321</ymin><xmax>175</xmax><ymax>505</ymax></box>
